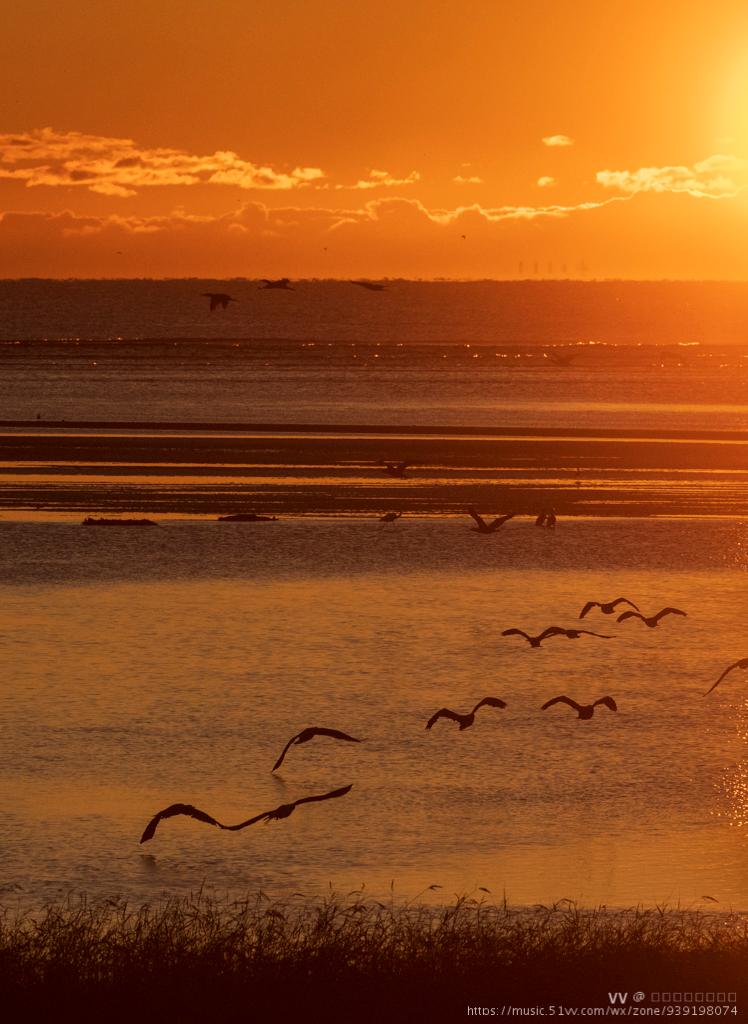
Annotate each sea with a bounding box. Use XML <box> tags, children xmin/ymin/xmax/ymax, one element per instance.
<box><xmin>1</xmin><ymin>279</ymin><xmax>747</xmax><ymax>912</ymax></box>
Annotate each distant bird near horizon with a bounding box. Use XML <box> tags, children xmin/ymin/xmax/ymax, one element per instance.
<box><xmin>351</xmin><ymin>280</ymin><xmax>386</xmax><ymax>291</ymax></box>
<box><xmin>202</xmin><ymin>292</ymin><xmax>238</xmax><ymax>311</ymax></box>
<box><xmin>260</xmin><ymin>278</ymin><xmax>294</xmax><ymax>290</ymax></box>
<box><xmin>382</xmin><ymin>460</ymin><xmax>409</xmax><ymax>478</ymax></box>
<box><xmin>467</xmin><ymin>508</ymin><xmax>515</xmax><ymax>533</ymax></box>
<box><xmin>139</xmin><ymin>785</ymin><xmax>353</xmax><ymax>843</ymax></box>
<box><xmin>502</xmin><ymin>626</ymin><xmax>613</xmax><ymax>648</ymax></box>
<box><xmin>616</xmin><ymin>607</ymin><xmax>687</xmax><ymax>627</ymax></box>
<box><xmin>704</xmin><ymin>657</ymin><xmax>748</xmax><ymax>696</ymax></box>
<box><xmin>379</xmin><ymin>511</ymin><xmax>402</xmax><ymax>522</ymax></box>
<box><xmin>579</xmin><ymin>597</ymin><xmax>641</xmax><ymax>619</ymax></box>
<box><xmin>541</xmin><ymin>695</ymin><xmax>617</xmax><ymax>720</ymax></box>
<box><xmin>272</xmin><ymin>727</ymin><xmax>362</xmax><ymax>772</ymax></box>
<box><xmin>426</xmin><ymin>697</ymin><xmax>507</xmax><ymax>731</ymax></box>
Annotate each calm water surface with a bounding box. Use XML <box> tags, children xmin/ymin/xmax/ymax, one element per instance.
<box><xmin>2</xmin><ymin>517</ymin><xmax>747</xmax><ymax>909</ymax></box>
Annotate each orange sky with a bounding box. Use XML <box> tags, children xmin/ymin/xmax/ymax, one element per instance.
<box><xmin>2</xmin><ymin>0</ymin><xmax>748</xmax><ymax>278</ymax></box>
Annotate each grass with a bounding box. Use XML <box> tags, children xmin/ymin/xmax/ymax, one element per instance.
<box><xmin>1</xmin><ymin>891</ymin><xmax>746</xmax><ymax>1021</ymax></box>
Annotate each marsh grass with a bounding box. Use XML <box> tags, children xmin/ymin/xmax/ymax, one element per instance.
<box><xmin>1</xmin><ymin>891</ymin><xmax>746</xmax><ymax>1021</ymax></box>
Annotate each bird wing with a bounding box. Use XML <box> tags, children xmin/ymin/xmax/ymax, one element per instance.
<box><xmin>578</xmin><ymin>601</ymin><xmax>598</xmax><ymax>619</ymax></box>
<box><xmin>537</xmin><ymin>626</ymin><xmax>567</xmax><ymax>639</ymax></box>
<box><xmin>541</xmin><ymin>696</ymin><xmax>580</xmax><ymax>712</ymax></box>
<box><xmin>593</xmin><ymin>696</ymin><xmax>618</xmax><ymax>712</ymax></box>
<box><xmin>307</xmin><ymin>729</ymin><xmax>362</xmax><ymax>745</ymax></box>
<box><xmin>472</xmin><ymin>697</ymin><xmax>508</xmax><ymax>714</ymax></box>
<box><xmin>616</xmin><ymin>610</ymin><xmax>641</xmax><ymax>623</ymax></box>
<box><xmin>501</xmin><ymin>628</ymin><xmax>530</xmax><ymax>640</ymax></box>
<box><xmin>488</xmin><ymin>513</ymin><xmax>514</xmax><ymax>530</ymax></box>
<box><xmin>272</xmin><ymin>734</ymin><xmax>300</xmax><ymax>772</ymax></box>
<box><xmin>140</xmin><ymin>803</ymin><xmax>223</xmax><ymax>844</ymax></box>
<box><xmin>612</xmin><ymin>598</ymin><xmax>640</xmax><ymax>612</ymax></box>
<box><xmin>291</xmin><ymin>784</ymin><xmax>354</xmax><ymax>808</ymax></box>
<box><xmin>426</xmin><ymin>707</ymin><xmax>462</xmax><ymax>729</ymax></box>
<box><xmin>467</xmin><ymin>507</ymin><xmax>486</xmax><ymax>529</ymax></box>
<box><xmin>653</xmin><ymin>607</ymin><xmax>687</xmax><ymax>622</ymax></box>
<box><xmin>579</xmin><ymin>630</ymin><xmax>614</xmax><ymax>639</ymax></box>
<box><xmin>704</xmin><ymin>660</ymin><xmax>745</xmax><ymax>696</ymax></box>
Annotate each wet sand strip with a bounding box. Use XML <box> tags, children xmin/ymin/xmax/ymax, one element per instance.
<box><xmin>0</xmin><ymin>423</ymin><xmax>746</xmax><ymax>517</ymax></box>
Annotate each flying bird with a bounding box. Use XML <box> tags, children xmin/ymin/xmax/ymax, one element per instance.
<box><xmin>541</xmin><ymin>695</ymin><xmax>617</xmax><ymax>720</ymax></box>
<box><xmin>502</xmin><ymin>626</ymin><xmax>613</xmax><ymax>647</ymax></box>
<box><xmin>351</xmin><ymin>281</ymin><xmax>386</xmax><ymax>291</ymax></box>
<box><xmin>704</xmin><ymin>657</ymin><xmax>748</xmax><ymax>696</ymax></box>
<box><xmin>140</xmin><ymin>785</ymin><xmax>353</xmax><ymax>843</ymax></box>
<box><xmin>426</xmin><ymin>697</ymin><xmax>507</xmax><ymax>731</ymax></box>
<box><xmin>260</xmin><ymin>278</ymin><xmax>294</xmax><ymax>290</ymax></box>
<box><xmin>616</xmin><ymin>607</ymin><xmax>687</xmax><ymax>628</ymax></box>
<box><xmin>382</xmin><ymin>461</ymin><xmax>409</xmax><ymax>478</ymax></box>
<box><xmin>140</xmin><ymin>803</ymin><xmax>223</xmax><ymax>844</ymax></box>
<box><xmin>272</xmin><ymin>727</ymin><xmax>362</xmax><ymax>772</ymax></box>
<box><xmin>579</xmin><ymin>597</ymin><xmax>641</xmax><ymax>619</ymax></box>
<box><xmin>223</xmin><ymin>785</ymin><xmax>353</xmax><ymax>829</ymax></box>
<box><xmin>202</xmin><ymin>293</ymin><xmax>238</xmax><ymax>311</ymax></box>
<box><xmin>467</xmin><ymin>508</ymin><xmax>515</xmax><ymax>533</ymax></box>
<box><xmin>379</xmin><ymin>511</ymin><xmax>402</xmax><ymax>522</ymax></box>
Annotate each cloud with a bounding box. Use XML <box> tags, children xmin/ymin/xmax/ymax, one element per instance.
<box><xmin>542</xmin><ymin>135</ymin><xmax>574</xmax><ymax>147</ymax></box>
<box><xmin>596</xmin><ymin>154</ymin><xmax>748</xmax><ymax>199</ymax></box>
<box><xmin>338</xmin><ymin>168</ymin><xmax>421</xmax><ymax>190</ymax></box>
<box><xmin>0</xmin><ymin>128</ymin><xmax>325</xmax><ymax>195</ymax></box>
<box><xmin>453</xmin><ymin>175</ymin><xmax>483</xmax><ymax>184</ymax></box>
<box><xmin>537</xmin><ymin>176</ymin><xmax>556</xmax><ymax>188</ymax></box>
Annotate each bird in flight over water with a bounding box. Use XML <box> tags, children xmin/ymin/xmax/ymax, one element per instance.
<box><xmin>140</xmin><ymin>785</ymin><xmax>353</xmax><ymax>842</ymax></box>
<box><xmin>541</xmin><ymin>695</ymin><xmax>617</xmax><ymax>720</ymax></box>
<box><xmin>426</xmin><ymin>697</ymin><xmax>507</xmax><ymax>731</ymax></box>
<box><xmin>272</xmin><ymin>727</ymin><xmax>362</xmax><ymax>772</ymax></box>
<box><xmin>502</xmin><ymin>626</ymin><xmax>613</xmax><ymax>647</ymax></box>
<box><xmin>260</xmin><ymin>278</ymin><xmax>294</xmax><ymax>289</ymax></box>
<box><xmin>467</xmin><ymin>508</ymin><xmax>515</xmax><ymax>533</ymax></box>
<box><xmin>579</xmin><ymin>597</ymin><xmax>641</xmax><ymax>619</ymax></box>
<box><xmin>202</xmin><ymin>293</ymin><xmax>238</xmax><ymax>311</ymax></box>
<box><xmin>704</xmin><ymin>657</ymin><xmax>748</xmax><ymax>696</ymax></box>
<box><xmin>616</xmin><ymin>607</ymin><xmax>686</xmax><ymax>628</ymax></box>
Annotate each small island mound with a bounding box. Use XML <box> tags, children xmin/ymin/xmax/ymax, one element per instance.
<box><xmin>217</xmin><ymin>513</ymin><xmax>278</xmax><ymax>522</ymax></box>
<box><xmin>82</xmin><ymin>517</ymin><xmax>157</xmax><ymax>526</ymax></box>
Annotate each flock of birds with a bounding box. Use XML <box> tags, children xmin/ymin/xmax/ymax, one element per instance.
<box><xmin>202</xmin><ymin>279</ymin><xmax>386</xmax><ymax>311</ymax></box>
<box><xmin>139</xmin><ymin>585</ymin><xmax>746</xmax><ymax>846</ymax></box>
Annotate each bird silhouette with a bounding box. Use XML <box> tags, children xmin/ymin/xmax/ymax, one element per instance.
<box><xmin>202</xmin><ymin>293</ymin><xmax>238</xmax><ymax>311</ymax></box>
<box><xmin>616</xmin><ymin>607</ymin><xmax>687</xmax><ymax>627</ymax></box>
<box><xmin>467</xmin><ymin>508</ymin><xmax>515</xmax><ymax>533</ymax></box>
<box><xmin>382</xmin><ymin>461</ymin><xmax>409</xmax><ymax>478</ymax></box>
<box><xmin>579</xmin><ymin>597</ymin><xmax>641</xmax><ymax>619</ymax></box>
<box><xmin>502</xmin><ymin>626</ymin><xmax>613</xmax><ymax>647</ymax></box>
<box><xmin>140</xmin><ymin>785</ymin><xmax>353</xmax><ymax>843</ymax></box>
<box><xmin>260</xmin><ymin>278</ymin><xmax>294</xmax><ymax>290</ymax></box>
<box><xmin>704</xmin><ymin>657</ymin><xmax>748</xmax><ymax>696</ymax></box>
<box><xmin>272</xmin><ymin>727</ymin><xmax>362</xmax><ymax>772</ymax></box>
<box><xmin>139</xmin><ymin>804</ymin><xmax>222</xmax><ymax>843</ymax></box>
<box><xmin>351</xmin><ymin>281</ymin><xmax>386</xmax><ymax>291</ymax></box>
<box><xmin>541</xmin><ymin>695</ymin><xmax>617</xmax><ymax>719</ymax></box>
<box><xmin>426</xmin><ymin>697</ymin><xmax>507</xmax><ymax>731</ymax></box>
<box><xmin>379</xmin><ymin>511</ymin><xmax>402</xmax><ymax>522</ymax></box>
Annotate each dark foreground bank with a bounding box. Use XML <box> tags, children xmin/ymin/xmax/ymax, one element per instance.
<box><xmin>1</xmin><ymin>893</ymin><xmax>745</xmax><ymax>1022</ymax></box>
